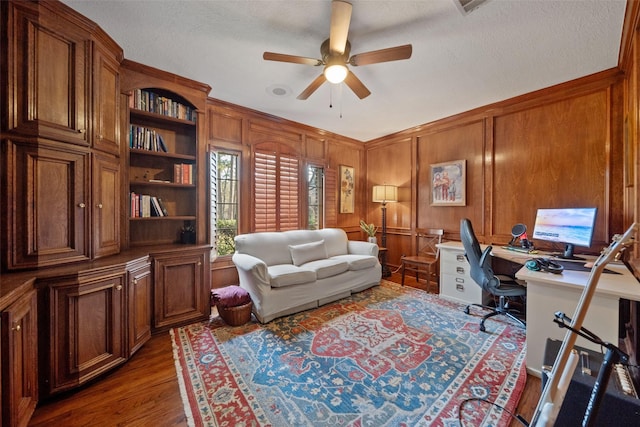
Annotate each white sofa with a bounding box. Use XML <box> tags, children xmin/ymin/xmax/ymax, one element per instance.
<box><xmin>232</xmin><ymin>228</ymin><xmax>381</xmax><ymax>323</ymax></box>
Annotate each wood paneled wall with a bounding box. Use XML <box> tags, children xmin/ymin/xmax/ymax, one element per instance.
<box><xmin>366</xmin><ymin>71</ymin><xmax>626</xmax><ymax>269</ymax></box>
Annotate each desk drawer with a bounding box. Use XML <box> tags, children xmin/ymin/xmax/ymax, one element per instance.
<box><xmin>440</xmin><ymin>251</ymin><xmax>470</xmax><ymax>276</ymax></box>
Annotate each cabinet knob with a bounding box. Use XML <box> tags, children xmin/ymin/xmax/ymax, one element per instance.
<box><xmin>97</xmin><ymin>203</ymin><xmax>103</xmax><ymax>209</ymax></box>
<box><xmin>133</xmin><ymin>278</ymin><xmax>138</xmax><ymax>285</ymax></box>
<box><xmin>78</xmin><ymin>128</ymin><xmax>86</xmax><ymax>134</ymax></box>
<box><xmin>13</xmin><ymin>323</ymin><xmax>21</xmax><ymax>332</ymax></box>
<box><xmin>116</xmin><ymin>285</ymin><xmax>123</xmax><ymax>291</ymax></box>
<box><xmin>78</xmin><ymin>202</ymin><xmax>86</xmax><ymax>208</ymax></box>
<box><xmin>197</xmin><ymin>261</ymin><xmax>202</xmax><ymax>266</ymax></box>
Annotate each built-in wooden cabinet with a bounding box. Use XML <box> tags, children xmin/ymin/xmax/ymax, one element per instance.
<box><xmin>92</xmin><ymin>152</ymin><xmax>121</xmax><ymax>258</ymax></box>
<box><xmin>4</xmin><ymin>0</ymin><xmax>91</xmax><ymax>146</ymax></box>
<box><xmin>152</xmin><ymin>246</ymin><xmax>211</xmax><ymax>330</ymax></box>
<box><xmin>4</xmin><ymin>140</ymin><xmax>91</xmax><ymax>270</ymax></box>
<box><xmin>127</xmin><ymin>258</ymin><xmax>152</xmax><ymax>356</ymax></box>
<box><xmin>92</xmin><ymin>40</ymin><xmax>122</xmax><ymax>155</ymax></box>
<box><xmin>1</xmin><ymin>0</ymin><xmax>123</xmax><ymax>271</ymax></box>
<box><xmin>41</xmin><ymin>267</ymin><xmax>127</xmax><ymax>396</ymax></box>
<box><xmin>1</xmin><ymin>287</ymin><xmax>38</xmax><ymax>427</ymax></box>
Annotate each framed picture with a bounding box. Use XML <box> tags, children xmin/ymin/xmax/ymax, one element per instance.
<box><xmin>339</xmin><ymin>165</ymin><xmax>355</xmax><ymax>213</ymax></box>
<box><xmin>430</xmin><ymin>160</ymin><xmax>466</xmax><ymax>206</ymax></box>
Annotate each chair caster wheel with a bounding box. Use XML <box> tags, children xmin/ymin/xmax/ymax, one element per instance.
<box><xmin>464</xmin><ymin>307</ymin><xmax>470</xmax><ymax>315</ymax></box>
<box><xmin>479</xmin><ymin>324</ymin><xmax>486</xmax><ymax>332</ymax></box>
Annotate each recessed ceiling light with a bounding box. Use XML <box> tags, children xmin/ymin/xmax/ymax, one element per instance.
<box><xmin>266</xmin><ymin>84</ymin><xmax>292</xmax><ymax>97</ymax></box>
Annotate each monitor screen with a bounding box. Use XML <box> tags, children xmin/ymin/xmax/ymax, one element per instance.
<box><xmin>532</xmin><ymin>207</ymin><xmax>597</xmax><ymax>259</ymax></box>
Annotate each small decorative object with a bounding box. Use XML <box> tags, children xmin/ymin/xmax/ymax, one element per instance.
<box><xmin>360</xmin><ymin>220</ymin><xmax>378</xmax><ymax>243</ymax></box>
<box><xmin>180</xmin><ymin>222</ymin><xmax>196</xmax><ymax>244</ymax></box>
<box><xmin>430</xmin><ymin>160</ymin><xmax>466</xmax><ymax>206</ymax></box>
<box><xmin>340</xmin><ymin>165</ymin><xmax>355</xmax><ymax>214</ymax></box>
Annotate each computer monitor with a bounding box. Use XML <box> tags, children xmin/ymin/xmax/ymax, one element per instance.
<box><xmin>532</xmin><ymin>207</ymin><xmax>597</xmax><ymax>260</ymax></box>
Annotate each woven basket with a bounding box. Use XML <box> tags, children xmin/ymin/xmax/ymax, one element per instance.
<box><xmin>217</xmin><ymin>301</ymin><xmax>252</xmax><ymax>326</ymax></box>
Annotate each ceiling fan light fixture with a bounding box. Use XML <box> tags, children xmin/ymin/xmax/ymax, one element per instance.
<box><xmin>324</xmin><ymin>63</ymin><xmax>348</xmax><ymax>84</ymax></box>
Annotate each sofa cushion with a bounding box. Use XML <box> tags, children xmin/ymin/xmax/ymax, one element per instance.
<box><xmin>268</xmin><ymin>264</ymin><xmax>316</xmax><ymax>287</ymax></box>
<box><xmin>330</xmin><ymin>254</ymin><xmax>378</xmax><ymax>271</ymax></box>
<box><xmin>289</xmin><ymin>240</ymin><xmax>328</xmax><ymax>266</ymax></box>
<box><xmin>302</xmin><ymin>259</ymin><xmax>349</xmax><ymax>279</ymax></box>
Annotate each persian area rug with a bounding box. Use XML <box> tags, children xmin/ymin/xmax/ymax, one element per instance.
<box><xmin>171</xmin><ymin>280</ymin><xmax>526</xmax><ymax>427</ymax></box>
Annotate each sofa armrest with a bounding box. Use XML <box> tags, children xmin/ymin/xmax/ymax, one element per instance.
<box><xmin>347</xmin><ymin>240</ymin><xmax>379</xmax><ymax>257</ymax></box>
<box><xmin>232</xmin><ymin>253</ymin><xmax>270</xmax><ymax>286</ymax></box>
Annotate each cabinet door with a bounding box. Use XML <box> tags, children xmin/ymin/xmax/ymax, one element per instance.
<box><xmin>92</xmin><ymin>42</ymin><xmax>121</xmax><ymax>155</ymax></box>
<box><xmin>5</xmin><ymin>141</ymin><xmax>90</xmax><ymax>270</ymax></box>
<box><xmin>92</xmin><ymin>152</ymin><xmax>120</xmax><ymax>258</ymax></box>
<box><xmin>6</xmin><ymin>1</ymin><xmax>90</xmax><ymax>145</ymax></box>
<box><xmin>1</xmin><ymin>289</ymin><xmax>38</xmax><ymax>427</ymax></box>
<box><xmin>128</xmin><ymin>263</ymin><xmax>152</xmax><ymax>356</ymax></box>
<box><xmin>46</xmin><ymin>273</ymin><xmax>126</xmax><ymax>395</ymax></box>
<box><xmin>153</xmin><ymin>248</ymin><xmax>210</xmax><ymax>330</ymax></box>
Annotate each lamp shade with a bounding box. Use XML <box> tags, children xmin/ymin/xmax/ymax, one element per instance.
<box><xmin>372</xmin><ymin>185</ymin><xmax>398</xmax><ymax>203</ymax></box>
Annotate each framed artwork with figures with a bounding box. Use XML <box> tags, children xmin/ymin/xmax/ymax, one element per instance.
<box><xmin>430</xmin><ymin>160</ymin><xmax>466</xmax><ymax>206</ymax></box>
<box><xmin>340</xmin><ymin>165</ymin><xmax>355</xmax><ymax>213</ymax></box>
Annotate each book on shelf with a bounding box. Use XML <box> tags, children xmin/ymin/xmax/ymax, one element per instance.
<box><xmin>129</xmin><ymin>125</ymin><xmax>168</xmax><ymax>152</ymax></box>
<box><xmin>130</xmin><ymin>89</ymin><xmax>196</xmax><ymax>122</ymax></box>
<box><xmin>156</xmin><ymin>198</ymin><xmax>169</xmax><ymax>216</ymax></box>
<box><xmin>173</xmin><ymin>163</ymin><xmax>194</xmax><ymax>184</ymax></box>
<box><xmin>150</xmin><ymin>196</ymin><xmax>164</xmax><ymax>217</ymax></box>
<box><xmin>141</xmin><ymin>194</ymin><xmax>151</xmax><ymax>218</ymax></box>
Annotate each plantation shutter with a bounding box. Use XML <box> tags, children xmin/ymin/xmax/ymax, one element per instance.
<box><xmin>253</xmin><ymin>145</ymin><xmax>300</xmax><ymax>232</ymax></box>
<box><xmin>324</xmin><ymin>168</ymin><xmax>337</xmax><ymax>228</ymax></box>
<box><xmin>279</xmin><ymin>154</ymin><xmax>299</xmax><ymax>231</ymax></box>
<box><xmin>209</xmin><ymin>151</ymin><xmax>218</xmax><ymax>253</ymax></box>
<box><xmin>254</xmin><ymin>150</ymin><xmax>278</xmax><ymax>231</ymax></box>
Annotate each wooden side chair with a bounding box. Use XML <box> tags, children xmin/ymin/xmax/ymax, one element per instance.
<box><xmin>400</xmin><ymin>229</ymin><xmax>444</xmax><ymax>292</ymax></box>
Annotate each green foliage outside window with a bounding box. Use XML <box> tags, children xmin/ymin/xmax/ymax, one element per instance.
<box><xmin>216</xmin><ymin>219</ymin><xmax>237</xmax><ymax>255</ymax></box>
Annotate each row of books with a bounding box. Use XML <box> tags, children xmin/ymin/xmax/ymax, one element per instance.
<box><xmin>130</xmin><ymin>89</ymin><xmax>197</xmax><ymax>122</ymax></box>
<box><xmin>175</xmin><ymin>163</ymin><xmax>195</xmax><ymax>184</ymax></box>
<box><xmin>130</xmin><ymin>125</ymin><xmax>168</xmax><ymax>152</ymax></box>
<box><xmin>130</xmin><ymin>192</ymin><xmax>168</xmax><ymax>218</ymax></box>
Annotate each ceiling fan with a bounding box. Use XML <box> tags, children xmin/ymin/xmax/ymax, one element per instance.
<box><xmin>263</xmin><ymin>0</ymin><xmax>413</xmax><ymax>100</ymax></box>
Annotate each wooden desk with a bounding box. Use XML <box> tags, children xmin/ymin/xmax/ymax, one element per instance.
<box><xmin>439</xmin><ymin>242</ymin><xmax>640</xmax><ymax>377</ymax></box>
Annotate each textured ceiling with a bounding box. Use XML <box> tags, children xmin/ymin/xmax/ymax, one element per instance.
<box><xmin>62</xmin><ymin>0</ymin><xmax>627</xmax><ymax>142</ymax></box>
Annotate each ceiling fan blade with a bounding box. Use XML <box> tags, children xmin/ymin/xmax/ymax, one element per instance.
<box><xmin>329</xmin><ymin>0</ymin><xmax>352</xmax><ymax>55</ymax></box>
<box><xmin>349</xmin><ymin>44</ymin><xmax>413</xmax><ymax>66</ymax></box>
<box><xmin>263</xmin><ymin>52</ymin><xmax>322</xmax><ymax>66</ymax></box>
<box><xmin>297</xmin><ymin>74</ymin><xmax>327</xmax><ymax>100</ymax></box>
<box><xmin>344</xmin><ymin>71</ymin><xmax>371</xmax><ymax>99</ymax></box>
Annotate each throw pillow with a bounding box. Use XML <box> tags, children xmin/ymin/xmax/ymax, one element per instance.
<box><xmin>289</xmin><ymin>240</ymin><xmax>328</xmax><ymax>266</ymax></box>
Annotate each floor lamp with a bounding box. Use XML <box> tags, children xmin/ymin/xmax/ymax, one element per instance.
<box><xmin>372</xmin><ymin>185</ymin><xmax>398</xmax><ymax>277</ymax></box>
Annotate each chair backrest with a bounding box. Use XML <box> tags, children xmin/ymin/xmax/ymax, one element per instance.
<box><xmin>460</xmin><ymin>219</ymin><xmax>500</xmax><ymax>293</ymax></box>
<box><xmin>416</xmin><ymin>228</ymin><xmax>444</xmax><ymax>259</ymax></box>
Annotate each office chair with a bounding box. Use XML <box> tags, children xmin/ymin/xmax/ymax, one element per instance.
<box><xmin>460</xmin><ymin>218</ymin><xmax>526</xmax><ymax>332</ymax></box>
<box><xmin>400</xmin><ymin>228</ymin><xmax>444</xmax><ymax>293</ymax></box>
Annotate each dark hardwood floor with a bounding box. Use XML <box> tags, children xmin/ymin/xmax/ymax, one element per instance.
<box><xmin>29</xmin><ymin>271</ymin><xmax>540</xmax><ymax>426</ymax></box>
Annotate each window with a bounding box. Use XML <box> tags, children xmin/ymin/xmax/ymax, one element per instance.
<box><xmin>307</xmin><ymin>165</ymin><xmax>324</xmax><ymax>230</ymax></box>
<box><xmin>210</xmin><ymin>150</ymin><xmax>239</xmax><ymax>256</ymax></box>
<box><xmin>254</xmin><ymin>146</ymin><xmax>300</xmax><ymax>231</ymax></box>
